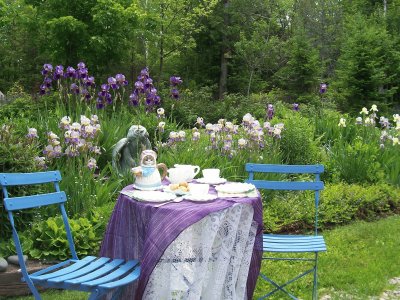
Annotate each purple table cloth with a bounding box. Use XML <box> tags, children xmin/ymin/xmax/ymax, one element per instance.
<box><xmin>99</xmin><ymin>182</ymin><xmax>263</xmax><ymax>299</ymax></box>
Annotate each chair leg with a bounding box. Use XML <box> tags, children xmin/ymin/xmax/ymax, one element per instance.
<box><xmin>26</xmin><ymin>279</ymin><xmax>42</xmax><ymax>300</ymax></box>
<box><xmin>313</xmin><ymin>252</ymin><xmax>318</xmax><ymax>300</ymax></box>
<box><xmin>88</xmin><ymin>289</ymin><xmax>101</xmax><ymax>300</ymax></box>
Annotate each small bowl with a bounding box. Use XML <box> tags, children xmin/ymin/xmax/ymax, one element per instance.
<box><xmin>188</xmin><ymin>183</ymin><xmax>210</xmax><ymax>196</ymax></box>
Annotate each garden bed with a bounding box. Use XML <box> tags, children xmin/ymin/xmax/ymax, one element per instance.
<box><xmin>0</xmin><ymin>260</ymin><xmax>48</xmax><ymax>297</ymax></box>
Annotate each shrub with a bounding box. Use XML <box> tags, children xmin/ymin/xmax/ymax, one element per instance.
<box><xmin>279</xmin><ymin>113</ymin><xmax>322</xmax><ymax>165</ymax></box>
<box><xmin>28</xmin><ymin>214</ymin><xmax>104</xmax><ymax>261</ymax></box>
<box><xmin>262</xmin><ymin>182</ymin><xmax>400</xmax><ymax>233</ymax></box>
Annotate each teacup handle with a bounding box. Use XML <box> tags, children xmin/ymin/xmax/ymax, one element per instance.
<box><xmin>157</xmin><ymin>163</ymin><xmax>168</xmax><ymax>180</ymax></box>
<box><xmin>193</xmin><ymin>166</ymin><xmax>200</xmax><ymax>177</ymax></box>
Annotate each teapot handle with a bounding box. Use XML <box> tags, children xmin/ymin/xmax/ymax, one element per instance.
<box><xmin>157</xmin><ymin>163</ymin><xmax>168</xmax><ymax>180</ymax></box>
<box><xmin>193</xmin><ymin>165</ymin><xmax>200</xmax><ymax>177</ymax></box>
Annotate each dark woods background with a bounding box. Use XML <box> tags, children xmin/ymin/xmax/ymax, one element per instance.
<box><xmin>1</xmin><ymin>0</ymin><xmax>400</xmax><ymax>113</ymax></box>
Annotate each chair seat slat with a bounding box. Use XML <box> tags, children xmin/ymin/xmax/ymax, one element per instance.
<box><xmin>245</xmin><ymin>164</ymin><xmax>324</xmax><ymax>174</ymax></box>
<box><xmin>81</xmin><ymin>260</ymin><xmax>140</xmax><ymax>288</ymax></box>
<box><xmin>98</xmin><ymin>266</ymin><xmax>141</xmax><ymax>289</ymax></box>
<box><xmin>65</xmin><ymin>259</ymin><xmax>125</xmax><ymax>285</ymax></box>
<box><xmin>4</xmin><ymin>192</ymin><xmax>67</xmax><ymax>211</ymax></box>
<box><xmin>246</xmin><ymin>180</ymin><xmax>324</xmax><ymax>191</ymax></box>
<box><xmin>0</xmin><ymin>171</ymin><xmax>61</xmax><ymax>186</ymax></box>
<box><xmin>264</xmin><ymin>247</ymin><xmax>326</xmax><ymax>253</ymax></box>
<box><xmin>47</xmin><ymin>257</ymin><xmax>111</xmax><ymax>283</ymax></box>
<box><xmin>31</xmin><ymin>256</ymin><xmax>97</xmax><ymax>280</ymax></box>
<box><xmin>264</xmin><ymin>235</ymin><xmax>324</xmax><ymax>242</ymax></box>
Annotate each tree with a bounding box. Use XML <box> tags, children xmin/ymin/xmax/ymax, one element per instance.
<box><xmin>274</xmin><ymin>30</ymin><xmax>320</xmax><ymax>98</ymax></box>
<box><xmin>332</xmin><ymin>14</ymin><xmax>400</xmax><ymax>112</ymax></box>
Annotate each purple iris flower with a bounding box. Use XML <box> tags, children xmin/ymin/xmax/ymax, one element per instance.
<box><xmin>53</xmin><ymin>65</ymin><xmax>64</xmax><ymax>80</ymax></box>
<box><xmin>154</xmin><ymin>95</ymin><xmax>161</xmax><ymax>105</ymax></box>
<box><xmin>84</xmin><ymin>76</ymin><xmax>95</xmax><ymax>87</ymax></box>
<box><xmin>267</xmin><ymin>104</ymin><xmax>274</xmax><ymax>120</ymax></box>
<box><xmin>144</xmin><ymin>78</ymin><xmax>153</xmax><ymax>89</ymax></box>
<box><xmin>293</xmin><ymin>103</ymin><xmax>299</xmax><ymax>111</ymax></box>
<box><xmin>115</xmin><ymin>74</ymin><xmax>128</xmax><ymax>86</ymax></box>
<box><xmin>77</xmin><ymin>62</ymin><xmax>86</xmax><ymax>69</ymax></box>
<box><xmin>78</xmin><ymin>68</ymin><xmax>88</xmax><ymax>79</ymax></box>
<box><xmin>39</xmin><ymin>84</ymin><xmax>47</xmax><ymax>95</ymax></box>
<box><xmin>319</xmin><ymin>83</ymin><xmax>327</xmax><ymax>94</ymax></box>
<box><xmin>140</xmin><ymin>67</ymin><xmax>149</xmax><ymax>78</ymax></box>
<box><xmin>101</xmin><ymin>84</ymin><xmax>110</xmax><ymax>91</ymax></box>
<box><xmin>135</xmin><ymin>81</ymin><xmax>144</xmax><ymax>91</ymax></box>
<box><xmin>66</xmin><ymin>66</ymin><xmax>76</xmax><ymax>78</ymax></box>
<box><xmin>171</xmin><ymin>88</ymin><xmax>179</xmax><ymax>99</ymax></box>
<box><xmin>70</xmin><ymin>83</ymin><xmax>79</xmax><ymax>94</ymax></box>
<box><xmin>41</xmin><ymin>64</ymin><xmax>53</xmax><ymax>75</ymax></box>
<box><xmin>96</xmin><ymin>98</ymin><xmax>105</xmax><ymax>109</ymax></box>
<box><xmin>44</xmin><ymin>77</ymin><xmax>52</xmax><ymax>88</ymax></box>
<box><xmin>170</xmin><ymin>76</ymin><xmax>183</xmax><ymax>86</ymax></box>
<box><xmin>145</xmin><ymin>93</ymin><xmax>154</xmax><ymax>106</ymax></box>
<box><xmin>129</xmin><ymin>92</ymin><xmax>140</xmax><ymax>106</ymax></box>
<box><xmin>81</xmin><ymin>89</ymin><xmax>91</xmax><ymax>101</ymax></box>
<box><xmin>105</xmin><ymin>93</ymin><xmax>113</xmax><ymax>104</ymax></box>
<box><xmin>108</xmin><ymin>77</ymin><xmax>118</xmax><ymax>89</ymax></box>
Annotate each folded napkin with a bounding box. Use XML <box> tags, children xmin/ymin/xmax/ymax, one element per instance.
<box><xmin>217</xmin><ymin>189</ymin><xmax>258</xmax><ymax>198</ymax></box>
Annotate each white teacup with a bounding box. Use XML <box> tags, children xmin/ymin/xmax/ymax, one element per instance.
<box><xmin>202</xmin><ymin>168</ymin><xmax>220</xmax><ymax>180</ymax></box>
<box><xmin>167</xmin><ymin>168</ymin><xmax>187</xmax><ymax>184</ymax></box>
<box><xmin>174</xmin><ymin>164</ymin><xmax>200</xmax><ymax>182</ymax></box>
<box><xmin>189</xmin><ymin>183</ymin><xmax>209</xmax><ymax>195</ymax></box>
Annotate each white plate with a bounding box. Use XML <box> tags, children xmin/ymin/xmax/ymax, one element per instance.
<box><xmin>215</xmin><ymin>182</ymin><xmax>255</xmax><ymax>194</ymax></box>
<box><xmin>133</xmin><ymin>184</ymin><xmax>163</xmax><ymax>191</ymax></box>
<box><xmin>183</xmin><ymin>194</ymin><xmax>218</xmax><ymax>202</ymax></box>
<box><xmin>163</xmin><ymin>186</ymin><xmax>190</xmax><ymax>196</ymax></box>
<box><xmin>196</xmin><ymin>177</ymin><xmax>227</xmax><ymax>185</ymax></box>
<box><xmin>123</xmin><ymin>190</ymin><xmax>176</xmax><ymax>202</ymax></box>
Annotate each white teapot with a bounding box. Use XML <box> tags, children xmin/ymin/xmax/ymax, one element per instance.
<box><xmin>167</xmin><ymin>168</ymin><xmax>189</xmax><ymax>184</ymax></box>
<box><xmin>174</xmin><ymin>164</ymin><xmax>200</xmax><ymax>182</ymax></box>
<box><xmin>132</xmin><ymin>150</ymin><xmax>167</xmax><ymax>190</ymax></box>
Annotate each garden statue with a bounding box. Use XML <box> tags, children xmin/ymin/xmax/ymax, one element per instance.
<box><xmin>112</xmin><ymin>125</ymin><xmax>152</xmax><ymax>175</ymax></box>
<box><xmin>131</xmin><ymin>150</ymin><xmax>167</xmax><ymax>190</ymax></box>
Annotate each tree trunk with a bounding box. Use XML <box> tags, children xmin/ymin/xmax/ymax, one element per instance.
<box><xmin>383</xmin><ymin>0</ymin><xmax>387</xmax><ymax>16</ymax></box>
<box><xmin>247</xmin><ymin>69</ymin><xmax>254</xmax><ymax>97</ymax></box>
<box><xmin>218</xmin><ymin>0</ymin><xmax>229</xmax><ymax>100</ymax></box>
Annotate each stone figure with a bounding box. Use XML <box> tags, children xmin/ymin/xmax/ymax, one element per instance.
<box><xmin>112</xmin><ymin>125</ymin><xmax>152</xmax><ymax>175</ymax></box>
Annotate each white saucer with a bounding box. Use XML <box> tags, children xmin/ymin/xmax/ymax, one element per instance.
<box><xmin>123</xmin><ymin>190</ymin><xmax>176</xmax><ymax>202</ymax></box>
<box><xmin>215</xmin><ymin>182</ymin><xmax>255</xmax><ymax>194</ymax></box>
<box><xmin>196</xmin><ymin>177</ymin><xmax>227</xmax><ymax>185</ymax></box>
<box><xmin>133</xmin><ymin>184</ymin><xmax>163</xmax><ymax>191</ymax></box>
<box><xmin>184</xmin><ymin>194</ymin><xmax>218</xmax><ymax>202</ymax></box>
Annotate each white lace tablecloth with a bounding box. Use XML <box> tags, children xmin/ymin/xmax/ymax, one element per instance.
<box><xmin>143</xmin><ymin>203</ymin><xmax>256</xmax><ymax>300</ymax></box>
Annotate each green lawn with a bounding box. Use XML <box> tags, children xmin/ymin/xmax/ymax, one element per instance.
<box><xmin>6</xmin><ymin>216</ymin><xmax>400</xmax><ymax>300</ymax></box>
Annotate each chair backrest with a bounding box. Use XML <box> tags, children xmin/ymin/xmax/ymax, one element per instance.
<box><xmin>245</xmin><ymin>164</ymin><xmax>324</xmax><ymax>234</ymax></box>
<box><xmin>0</xmin><ymin>172</ymin><xmax>78</xmax><ymax>274</ymax></box>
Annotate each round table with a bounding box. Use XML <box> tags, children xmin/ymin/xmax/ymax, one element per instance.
<box><xmin>99</xmin><ymin>182</ymin><xmax>263</xmax><ymax>300</ymax></box>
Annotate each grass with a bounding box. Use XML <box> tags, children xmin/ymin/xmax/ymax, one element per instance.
<box><xmin>5</xmin><ymin>216</ymin><xmax>400</xmax><ymax>300</ymax></box>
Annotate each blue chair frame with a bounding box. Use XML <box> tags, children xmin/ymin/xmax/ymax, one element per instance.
<box><xmin>0</xmin><ymin>171</ymin><xmax>141</xmax><ymax>300</ymax></box>
<box><xmin>245</xmin><ymin>164</ymin><xmax>326</xmax><ymax>300</ymax></box>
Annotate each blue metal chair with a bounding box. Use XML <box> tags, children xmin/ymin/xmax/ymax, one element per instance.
<box><xmin>245</xmin><ymin>164</ymin><xmax>326</xmax><ymax>300</ymax></box>
<box><xmin>0</xmin><ymin>171</ymin><xmax>141</xmax><ymax>300</ymax></box>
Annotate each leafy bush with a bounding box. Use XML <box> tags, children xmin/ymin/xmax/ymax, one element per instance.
<box><xmin>279</xmin><ymin>113</ymin><xmax>322</xmax><ymax>165</ymax></box>
<box><xmin>262</xmin><ymin>183</ymin><xmax>400</xmax><ymax>233</ymax></box>
<box><xmin>28</xmin><ymin>214</ymin><xmax>104</xmax><ymax>261</ymax></box>
<box><xmin>319</xmin><ymin>183</ymin><xmax>400</xmax><ymax>226</ymax></box>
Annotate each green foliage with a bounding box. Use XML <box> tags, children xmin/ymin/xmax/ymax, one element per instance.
<box><xmin>29</xmin><ymin>214</ymin><xmax>103</xmax><ymax>261</ymax></box>
<box><xmin>279</xmin><ymin>113</ymin><xmax>322</xmax><ymax>165</ymax></box>
<box><xmin>274</xmin><ymin>30</ymin><xmax>320</xmax><ymax>97</ymax></box>
<box><xmin>333</xmin><ymin>14</ymin><xmax>400</xmax><ymax>112</ymax></box>
<box><xmin>263</xmin><ymin>182</ymin><xmax>400</xmax><ymax>233</ymax></box>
